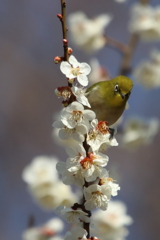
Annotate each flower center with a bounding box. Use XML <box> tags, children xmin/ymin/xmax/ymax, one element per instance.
<box><xmin>97</xmin><ymin>121</ymin><xmax>109</xmax><ymax>134</ymax></box>
<box><xmin>72</xmin><ymin>110</ymin><xmax>83</xmax><ymax>122</ymax></box>
<box><xmin>80</xmin><ymin>157</ymin><xmax>93</xmax><ymax>169</ymax></box>
<box><xmin>87</xmin><ymin>129</ymin><xmax>99</xmax><ymax>140</ymax></box>
<box><xmin>71</xmin><ymin>67</ymin><xmax>80</xmax><ymax>76</ymax></box>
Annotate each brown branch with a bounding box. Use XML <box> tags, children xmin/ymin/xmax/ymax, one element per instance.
<box><xmin>104</xmin><ymin>36</ymin><xmax>128</xmax><ymax>54</ymax></box>
<box><xmin>139</xmin><ymin>0</ymin><xmax>151</xmax><ymax>5</ymax></box>
<box><xmin>27</xmin><ymin>215</ymin><xmax>35</xmax><ymax>228</ymax></box>
<box><xmin>81</xmin><ymin>139</ymin><xmax>91</xmax><ymax>238</ymax></box>
<box><xmin>59</xmin><ymin>0</ymin><xmax>68</xmax><ymax>61</ymax></box>
<box><xmin>119</xmin><ymin>33</ymin><xmax>139</xmax><ymax>75</ymax></box>
<box><xmin>119</xmin><ymin>0</ymin><xmax>151</xmax><ymax>76</ymax></box>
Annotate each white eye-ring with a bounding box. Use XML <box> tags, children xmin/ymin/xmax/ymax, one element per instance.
<box><xmin>114</xmin><ymin>84</ymin><xmax>119</xmax><ymax>92</ymax></box>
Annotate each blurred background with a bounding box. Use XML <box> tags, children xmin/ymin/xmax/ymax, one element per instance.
<box><xmin>0</xmin><ymin>0</ymin><xmax>160</xmax><ymax>239</ymax></box>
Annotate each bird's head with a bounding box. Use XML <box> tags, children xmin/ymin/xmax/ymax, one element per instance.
<box><xmin>112</xmin><ymin>75</ymin><xmax>133</xmax><ymax>100</ymax></box>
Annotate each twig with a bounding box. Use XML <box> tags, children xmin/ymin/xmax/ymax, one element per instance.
<box><xmin>140</xmin><ymin>0</ymin><xmax>150</xmax><ymax>5</ymax></box>
<box><xmin>119</xmin><ymin>33</ymin><xmax>139</xmax><ymax>75</ymax></box>
<box><xmin>27</xmin><ymin>215</ymin><xmax>35</xmax><ymax>228</ymax></box>
<box><xmin>82</xmin><ymin>139</ymin><xmax>91</xmax><ymax>238</ymax></box>
<box><xmin>58</xmin><ymin>0</ymin><xmax>68</xmax><ymax>61</ymax></box>
<box><xmin>104</xmin><ymin>36</ymin><xmax>128</xmax><ymax>54</ymax></box>
<box><xmin>119</xmin><ymin>0</ymin><xmax>151</xmax><ymax>75</ymax></box>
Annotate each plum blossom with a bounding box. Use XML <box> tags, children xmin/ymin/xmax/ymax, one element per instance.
<box><xmin>92</xmin><ymin>201</ymin><xmax>133</xmax><ymax>240</ymax></box>
<box><xmin>56</xmin><ymin>143</ymin><xmax>86</xmax><ymax>187</ymax></box>
<box><xmin>22</xmin><ymin>155</ymin><xmax>59</xmax><ymax>187</ymax></box>
<box><xmin>68</xmin><ymin>12</ymin><xmax>112</xmax><ymax>53</ymax></box>
<box><xmin>84</xmin><ymin>184</ymin><xmax>112</xmax><ymax>211</ymax></box>
<box><xmin>99</xmin><ymin>177</ymin><xmax>120</xmax><ymax>197</ymax></box>
<box><xmin>55</xmin><ymin>205</ymin><xmax>90</xmax><ymax>224</ymax></box>
<box><xmin>22</xmin><ymin>218</ymin><xmax>64</xmax><ymax>240</ymax></box>
<box><xmin>71</xmin><ymin>85</ymin><xmax>91</xmax><ymax>107</ymax></box>
<box><xmin>129</xmin><ymin>3</ymin><xmax>160</xmax><ymax>41</ymax></box>
<box><xmin>133</xmin><ymin>49</ymin><xmax>160</xmax><ymax>89</ymax></box>
<box><xmin>122</xmin><ymin>116</ymin><xmax>159</xmax><ymax>149</ymax></box>
<box><xmin>53</xmin><ymin>120</ymin><xmax>88</xmax><ymax>142</ymax></box>
<box><xmin>87</xmin><ymin>119</ymin><xmax>118</xmax><ymax>152</ymax></box>
<box><xmin>64</xmin><ymin>227</ymin><xmax>88</xmax><ymax>240</ymax></box>
<box><xmin>67</xmin><ymin>151</ymin><xmax>109</xmax><ymax>183</ymax></box>
<box><xmin>60</xmin><ymin>55</ymin><xmax>91</xmax><ymax>86</ymax></box>
<box><xmin>22</xmin><ymin>155</ymin><xmax>77</xmax><ymax>209</ymax></box>
<box><xmin>60</xmin><ymin>101</ymin><xmax>96</xmax><ymax>129</ymax></box>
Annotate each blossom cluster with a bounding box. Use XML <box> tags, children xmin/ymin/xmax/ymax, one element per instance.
<box><xmin>92</xmin><ymin>201</ymin><xmax>133</xmax><ymax>240</ymax></box>
<box><xmin>133</xmin><ymin>49</ymin><xmax>160</xmax><ymax>89</ymax></box>
<box><xmin>129</xmin><ymin>3</ymin><xmax>160</xmax><ymax>41</ymax></box>
<box><xmin>68</xmin><ymin>12</ymin><xmax>112</xmax><ymax>53</ymax></box>
<box><xmin>22</xmin><ymin>155</ymin><xmax>77</xmax><ymax>210</ymax></box>
<box><xmin>22</xmin><ymin>218</ymin><xmax>64</xmax><ymax>240</ymax></box>
<box><xmin>52</xmin><ymin>55</ymin><xmax>120</xmax><ymax>239</ymax></box>
<box><xmin>122</xmin><ymin>116</ymin><xmax>159</xmax><ymax>150</ymax></box>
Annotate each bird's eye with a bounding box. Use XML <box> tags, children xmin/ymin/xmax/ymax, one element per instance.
<box><xmin>114</xmin><ymin>84</ymin><xmax>119</xmax><ymax>92</ymax></box>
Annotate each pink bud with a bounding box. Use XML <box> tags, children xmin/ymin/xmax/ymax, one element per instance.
<box><xmin>63</xmin><ymin>39</ymin><xmax>68</xmax><ymax>45</ymax></box>
<box><xmin>68</xmin><ymin>47</ymin><xmax>73</xmax><ymax>55</ymax></box>
<box><xmin>57</xmin><ymin>14</ymin><xmax>62</xmax><ymax>20</ymax></box>
<box><xmin>54</xmin><ymin>56</ymin><xmax>62</xmax><ymax>64</ymax></box>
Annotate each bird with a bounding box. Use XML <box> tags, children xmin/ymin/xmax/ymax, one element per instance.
<box><xmin>86</xmin><ymin>76</ymin><xmax>133</xmax><ymax>126</ymax></box>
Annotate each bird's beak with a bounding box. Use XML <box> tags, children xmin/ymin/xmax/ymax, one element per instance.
<box><xmin>120</xmin><ymin>91</ymin><xmax>131</xmax><ymax>100</ymax></box>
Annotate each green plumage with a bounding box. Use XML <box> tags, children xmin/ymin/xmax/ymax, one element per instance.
<box><xmin>86</xmin><ymin>76</ymin><xmax>133</xmax><ymax>126</ymax></box>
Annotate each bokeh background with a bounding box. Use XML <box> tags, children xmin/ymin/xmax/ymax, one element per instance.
<box><xmin>0</xmin><ymin>0</ymin><xmax>160</xmax><ymax>240</ymax></box>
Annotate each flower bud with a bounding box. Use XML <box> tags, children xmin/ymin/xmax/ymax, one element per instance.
<box><xmin>57</xmin><ymin>14</ymin><xmax>62</xmax><ymax>20</ymax></box>
<box><xmin>68</xmin><ymin>47</ymin><xmax>73</xmax><ymax>55</ymax></box>
<box><xmin>68</xmin><ymin>78</ymin><xmax>75</xmax><ymax>84</ymax></box>
<box><xmin>63</xmin><ymin>39</ymin><xmax>68</xmax><ymax>45</ymax></box>
<box><xmin>62</xmin><ymin>100</ymin><xmax>69</xmax><ymax>107</ymax></box>
<box><xmin>54</xmin><ymin>56</ymin><xmax>62</xmax><ymax>64</ymax></box>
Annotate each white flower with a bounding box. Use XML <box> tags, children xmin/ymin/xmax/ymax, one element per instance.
<box><xmin>68</xmin><ymin>12</ymin><xmax>112</xmax><ymax>53</ymax></box>
<box><xmin>53</xmin><ymin>120</ymin><xmax>88</xmax><ymax>142</ymax></box>
<box><xmin>55</xmin><ymin>205</ymin><xmax>90</xmax><ymax>224</ymax></box>
<box><xmin>68</xmin><ymin>151</ymin><xmax>109</xmax><ymax>183</ymax></box>
<box><xmin>129</xmin><ymin>3</ymin><xmax>160</xmax><ymax>41</ymax></box>
<box><xmin>95</xmin><ymin>201</ymin><xmax>133</xmax><ymax>228</ymax></box>
<box><xmin>84</xmin><ymin>184</ymin><xmax>111</xmax><ymax>211</ymax></box>
<box><xmin>99</xmin><ymin>177</ymin><xmax>120</xmax><ymax>197</ymax></box>
<box><xmin>133</xmin><ymin>49</ymin><xmax>160</xmax><ymax>89</ymax></box>
<box><xmin>150</xmin><ymin>48</ymin><xmax>160</xmax><ymax>64</ymax></box>
<box><xmin>60</xmin><ymin>101</ymin><xmax>96</xmax><ymax>129</ymax></box>
<box><xmin>92</xmin><ymin>201</ymin><xmax>133</xmax><ymax>240</ymax></box>
<box><xmin>122</xmin><ymin>116</ymin><xmax>160</xmax><ymax>149</ymax></box>
<box><xmin>22</xmin><ymin>218</ymin><xmax>64</xmax><ymax>240</ymax></box>
<box><xmin>64</xmin><ymin>227</ymin><xmax>87</xmax><ymax>240</ymax></box>
<box><xmin>22</xmin><ymin>155</ymin><xmax>59</xmax><ymax>187</ymax></box>
<box><xmin>22</xmin><ymin>155</ymin><xmax>77</xmax><ymax>209</ymax></box>
<box><xmin>60</xmin><ymin>55</ymin><xmax>91</xmax><ymax>86</ymax></box>
<box><xmin>71</xmin><ymin>85</ymin><xmax>91</xmax><ymax>107</ymax></box>
<box><xmin>28</xmin><ymin>180</ymin><xmax>77</xmax><ymax>210</ymax></box>
<box><xmin>87</xmin><ymin>119</ymin><xmax>118</xmax><ymax>152</ymax></box>
<box><xmin>52</xmin><ymin>127</ymin><xmax>81</xmax><ymax>148</ymax></box>
<box><xmin>57</xmin><ymin>143</ymin><xmax>86</xmax><ymax>187</ymax></box>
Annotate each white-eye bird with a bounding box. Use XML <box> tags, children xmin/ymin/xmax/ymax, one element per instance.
<box><xmin>86</xmin><ymin>76</ymin><xmax>133</xmax><ymax>126</ymax></box>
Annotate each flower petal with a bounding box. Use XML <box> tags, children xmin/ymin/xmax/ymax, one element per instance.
<box><xmin>77</xmin><ymin>74</ymin><xmax>88</xmax><ymax>86</ymax></box>
<box><xmin>80</xmin><ymin>63</ymin><xmax>91</xmax><ymax>75</ymax></box>
<box><xmin>69</xmin><ymin>55</ymin><xmax>79</xmax><ymax>67</ymax></box>
<box><xmin>60</xmin><ymin>62</ymin><xmax>71</xmax><ymax>74</ymax></box>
